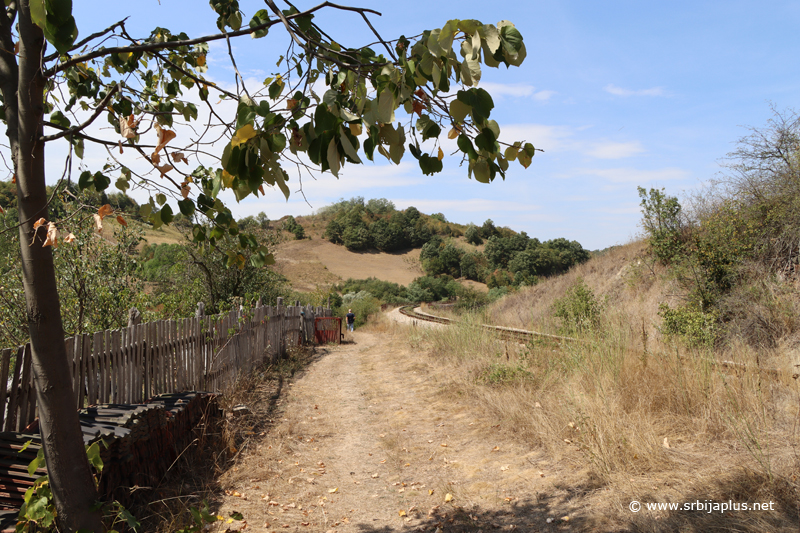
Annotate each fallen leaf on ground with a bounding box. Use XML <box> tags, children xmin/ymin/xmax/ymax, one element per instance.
<box><xmin>501</xmin><ymin>465</ymin><xmax>509</xmax><ymax>471</ymax></box>
<box><xmin>444</xmin><ymin>493</ymin><xmax>453</xmax><ymax>503</ymax></box>
<box><xmin>328</xmin><ymin>488</ymin><xmax>338</xmax><ymax>493</ymax></box>
<box><xmin>491</xmin><ymin>446</ymin><xmax>499</xmax><ymax>452</ymax></box>
<box><xmin>398</xmin><ymin>510</ymin><xmax>406</xmax><ymax>517</ymax></box>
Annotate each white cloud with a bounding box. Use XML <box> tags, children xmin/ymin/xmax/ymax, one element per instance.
<box><xmin>479</xmin><ymin>82</ymin><xmax>557</xmax><ymax>101</ymax></box>
<box><xmin>499</xmin><ymin>124</ymin><xmax>574</xmax><ymax>153</ymax></box>
<box><xmin>584</xmin><ymin>141</ymin><xmax>645</xmax><ymax>159</ymax></box>
<box><xmin>604</xmin><ymin>84</ymin><xmax>666</xmax><ymax>97</ymax></box>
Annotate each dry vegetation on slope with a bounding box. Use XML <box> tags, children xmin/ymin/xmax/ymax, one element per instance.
<box><xmin>400</xmin><ymin>239</ymin><xmax>800</xmax><ymax>531</ymax></box>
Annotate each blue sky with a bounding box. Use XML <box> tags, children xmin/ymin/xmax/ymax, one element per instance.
<box><xmin>66</xmin><ymin>1</ymin><xmax>800</xmax><ymax>250</ymax></box>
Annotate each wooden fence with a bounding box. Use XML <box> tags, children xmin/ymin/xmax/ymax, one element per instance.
<box><xmin>0</xmin><ymin>299</ymin><xmax>332</xmax><ymax>433</ymax></box>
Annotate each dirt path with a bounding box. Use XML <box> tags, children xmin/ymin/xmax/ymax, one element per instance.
<box><xmin>214</xmin><ymin>329</ymin><xmax>569</xmax><ymax>533</ymax></box>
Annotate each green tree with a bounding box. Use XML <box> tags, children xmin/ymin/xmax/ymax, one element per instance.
<box><xmin>464</xmin><ymin>223</ymin><xmax>483</xmax><ymax>245</ymax></box>
<box><xmin>0</xmin><ymin>2</ymin><xmax>533</xmax><ymax>529</ymax></box>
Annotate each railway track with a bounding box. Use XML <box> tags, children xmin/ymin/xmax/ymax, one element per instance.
<box><xmin>398</xmin><ymin>305</ymin><xmax>576</xmax><ymax>344</ymax></box>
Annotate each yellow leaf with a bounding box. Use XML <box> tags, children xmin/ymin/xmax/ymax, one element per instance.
<box><xmin>438</xmin><ymin>147</ymin><xmax>444</xmax><ymax>161</ymax></box>
<box><xmin>32</xmin><ymin>218</ymin><xmax>47</xmax><ymax>230</ymax></box>
<box><xmin>444</xmin><ymin>493</ymin><xmax>453</xmax><ymax>503</ymax></box>
<box><xmin>42</xmin><ymin>222</ymin><xmax>58</xmax><ymax>248</ymax></box>
<box><xmin>97</xmin><ymin>204</ymin><xmax>113</xmax><ymax>219</ymax></box>
<box><xmin>116</xmin><ymin>215</ymin><xmax>127</xmax><ymax>227</ymax></box>
<box><xmin>231</xmin><ymin>124</ymin><xmax>258</xmax><ymax>148</ymax></box>
<box><xmin>222</xmin><ymin>170</ymin><xmax>235</xmax><ymax>188</ymax></box>
<box><xmin>447</xmin><ymin>126</ymin><xmax>460</xmax><ymax>139</ymax></box>
<box><xmin>398</xmin><ymin>510</ymin><xmax>406</xmax><ymax>517</ymax></box>
<box><xmin>429</xmin><ymin>489</ymin><xmax>434</xmax><ymax>495</ymax></box>
<box><xmin>349</xmin><ymin>123</ymin><xmax>363</xmax><ymax>136</ymax></box>
<box><xmin>197</xmin><ymin>54</ymin><xmax>206</xmax><ymax>67</ymax></box>
<box><xmin>491</xmin><ymin>446</ymin><xmax>499</xmax><ymax>452</ymax></box>
<box><xmin>328</xmin><ymin>488</ymin><xmax>338</xmax><ymax>493</ymax></box>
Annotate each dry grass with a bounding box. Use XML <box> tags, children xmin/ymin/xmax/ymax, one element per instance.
<box><xmin>400</xmin><ymin>240</ymin><xmax>800</xmax><ymax>531</ymax></box>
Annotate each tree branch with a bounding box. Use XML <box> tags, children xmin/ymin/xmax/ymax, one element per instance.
<box><xmin>40</xmin><ymin>83</ymin><xmax>119</xmax><ymax>142</ymax></box>
<box><xmin>43</xmin><ymin>18</ymin><xmax>128</xmax><ymax>63</ymax></box>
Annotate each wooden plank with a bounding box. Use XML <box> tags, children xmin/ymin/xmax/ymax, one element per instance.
<box><xmin>79</xmin><ymin>334</ymin><xmax>90</xmax><ymax>408</ymax></box>
<box><xmin>158</xmin><ymin>320</ymin><xmax>165</xmax><ymax>395</ymax></box>
<box><xmin>17</xmin><ymin>344</ymin><xmax>32</xmax><ymax>432</ymax></box>
<box><xmin>144</xmin><ymin>322</ymin><xmax>152</xmax><ymax>400</ymax></box>
<box><xmin>112</xmin><ymin>329</ymin><xmax>121</xmax><ymax>403</ymax></box>
<box><xmin>0</xmin><ymin>348</ymin><xmax>12</xmax><ymax>431</ymax></box>
<box><xmin>4</xmin><ymin>346</ymin><xmax>23</xmax><ymax>432</ymax></box>
<box><xmin>90</xmin><ymin>332</ymin><xmax>100</xmax><ymax>405</ymax></box>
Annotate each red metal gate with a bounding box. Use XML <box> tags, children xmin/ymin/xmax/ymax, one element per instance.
<box><xmin>314</xmin><ymin>317</ymin><xmax>341</xmax><ymax>344</ymax></box>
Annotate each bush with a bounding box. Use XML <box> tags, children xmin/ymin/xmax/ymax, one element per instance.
<box><xmin>658</xmin><ymin>303</ymin><xmax>718</xmax><ymax>348</ymax></box>
<box><xmin>552</xmin><ymin>278</ymin><xmax>602</xmax><ymax>334</ymax></box>
<box><xmin>340</xmin><ymin>291</ymin><xmax>380</xmax><ymax>328</ymax></box>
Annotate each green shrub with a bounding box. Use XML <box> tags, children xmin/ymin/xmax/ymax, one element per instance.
<box><xmin>552</xmin><ymin>278</ymin><xmax>602</xmax><ymax>334</ymax></box>
<box><xmin>658</xmin><ymin>303</ymin><xmax>718</xmax><ymax>348</ymax></box>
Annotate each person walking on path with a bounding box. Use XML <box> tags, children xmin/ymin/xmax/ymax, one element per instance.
<box><xmin>346</xmin><ymin>309</ymin><xmax>355</xmax><ymax>332</ymax></box>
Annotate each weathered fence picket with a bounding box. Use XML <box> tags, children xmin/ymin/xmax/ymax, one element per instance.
<box><xmin>0</xmin><ymin>301</ymin><xmax>333</xmax><ymax>432</ymax></box>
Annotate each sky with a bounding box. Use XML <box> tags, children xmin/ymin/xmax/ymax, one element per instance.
<box><xmin>55</xmin><ymin>1</ymin><xmax>800</xmax><ymax>250</ymax></box>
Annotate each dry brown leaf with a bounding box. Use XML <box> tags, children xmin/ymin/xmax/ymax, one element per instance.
<box><xmin>119</xmin><ymin>114</ymin><xmax>137</xmax><ymax>139</ymax></box>
<box><xmin>153</xmin><ymin>124</ymin><xmax>177</xmax><ymax>157</ymax></box>
<box><xmin>98</xmin><ymin>204</ymin><xmax>113</xmax><ymax>219</ymax></box>
<box><xmin>42</xmin><ymin>222</ymin><xmax>58</xmax><ymax>247</ymax></box>
<box><xmin>181</xmin><ymin>181</ymin><xmax>191</xmax><ymax>199</ymax></box>
<box><xmin>500</xmin><ymin>465</ymin><xmax>509</xmax><ymax>471</ymax></box>
<box><xmin>440</xmin><ymin>443</ymin><xmax>448</xmax><ymax>447</ymax></box>
<box><xmin>171</xmin><ymin>152</ymin><xmax>188</xmax><ymax>164</ymax></box>
<box><xmin>437</xmin><ymin>147</ymin><xmax>444</xmax><ymax>161</ymax></box>
<box><xmin>151</xmin><ymin>152</ymin><xmax>161</xmax><ymax>165</ymax></box>
<box><xmin>13</xmin><ymin>41</ymin><xmax>19</xmax><ymax>55</ymax></box>
<box><xmin>63</xmin><ymin>233</ymin><xmax>76</xmax><ymax>243</ymax></box>
<box><xmin>371</xmin><ymin>473</ymin><xmax>378</xmax><ymax>478</ymax></box>
<box><xmin>32</xmin><ymin>218</ymin><xmax>47</xmax><ymax>230</ymax></box>
<box><xmin>156</xmin><ymin>164</ymin><xmax>174</xmax><ymax>176</ymax></box>
<box><xmin>93</xmin><ymin>214</ymin><xmax>103</xmax><ymax>234</ymax></box>
<box><xmin>116</xmin><ymin>215</ymin><xmax>127</xmax><ymax>227</ymax></box>
<box><xmin>491</xmin><ymin>446</ymin><xmax>500</xmax><ymax>452</ymax></box>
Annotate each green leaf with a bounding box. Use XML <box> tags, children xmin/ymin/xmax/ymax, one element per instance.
<box><xmin>249</xmin><ymin>9</ymin><xmax>270</xmax><ymax>38</ymax></box>
<box><xmin>473</xmin><ymin>158</ymin><xmax>491</xmax><ymax>183</ymax></box>
<box><xmin>86</xmin><ymin>441</ymin><xmax>103</xmax><ymax>472</ymax></box>
<box><xmin>338</xmin><ymin>126</ymin><xmax>361</xmax><ymax>163</ymax></box>
<box><xmin>156</xmin><ymin>193</ymin><xmax>166</xmax><ymax>206</ymax></box>
<box><xmin>500</xmin><ymin>24</ymin><xmax>524</xmax><ymax>54</ymax></box>
<box><xmin>517</xmin><ymin>142</ymin><xmax>536</xmax><ymax>169</ymax></box>
<box><xmin>72</xmin><ymin>136</ymin><xmax>84</xmax><ymax>159</ymax></box>
<box><xmin>475</xmin><ymin>127</ymin><xmax>497</xmax><ymax>153</ymax></box>
<box><xmin>159</xmin><ymin>204</ymin><xmax>174</xmax><ymax>224</ymax></box>
<box><xmin>139</xmin><ymin>203</ymin><xmax>153</xmax><ymax>218</ymax></box>
<box><xmin>480</xmin><ymin>24</ymin><xmax>501</xmax><ymax>54</ymax></box>
<box><xmin>449</xmin><ymin>99</ymin><xmax>471</xmax><ymax>123</ymax></box>
<box><xmin>78</xmin><ymin>170</ymin><xmax>93</xmax><ymax>191</ymax></box>
<box><xmin>327</xmin><ymin>138</ymin><xmax>340</xmax><ymax>177</ymax></box>
<box><xmin>504</xmin><ymin>145</ymin><xmax>519</xmax><ymax>161</ymax></box>
<box><xmin>419</xmin><ymin>153</ymin><xmax>443</xmax><ymax>175</ymax></box>
<box><xmin>178</xmin><ymin>199</ymin><xmax>195</xmax><ymax>216</ymax></box>
<box><xmin>228</xmin><ymin>11</ymin><xmax>242</xmax><ymax>31</ymax></box>
<box><xmin>230</xmin><ymin>511</ymin><xmax>244</xmax><ymax>521</ymax></box>
<box><xmin>115</xmin><ymin>177</ymin><xmax>129</xmax><ymax>193</ymax></box>
<box><xmin>27</xmin><ymin>448</ymin><xmax>45</xmax><ymax>477</ymax></box>
<box><xmin>50</xmin><ymin>110</ymin><xmax>70</xmax><ymax>128</ymax></box>
<box><xmin>457</xmin><ymin>134</ymin><xmax>477</xmax><ymax>159</ymax></box>
<box><xmin>376</xmin><ymin>89</ymin><xmax>395</xmax><ymax>124</ymax></box>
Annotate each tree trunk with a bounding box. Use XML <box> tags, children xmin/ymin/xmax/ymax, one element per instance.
<box><xmin>9</xmin><ymin>2</ymin><xmax>104</xmax><ymax>531</ymax></box>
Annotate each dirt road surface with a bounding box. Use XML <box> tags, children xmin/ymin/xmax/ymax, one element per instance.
<box><xmin>214</xmin><ymin>328</ymin><xmax>578</xmax><ymax>533</ymax></box>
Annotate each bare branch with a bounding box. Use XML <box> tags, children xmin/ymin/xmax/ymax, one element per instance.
<box><xmin>43</xmin><ymin>18</ymin><xmax>128</xmax><ymax>63</ymax></box>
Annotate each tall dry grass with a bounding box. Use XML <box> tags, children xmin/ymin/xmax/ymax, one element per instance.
<box><xmin>399</xmin><ymin>239</ymin><xmax>800</xmax><ymax>529</ymax></box>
